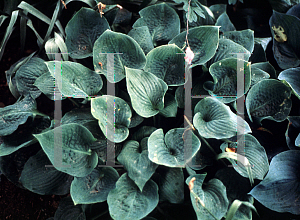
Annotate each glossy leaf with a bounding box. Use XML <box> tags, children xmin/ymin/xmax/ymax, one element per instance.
<box><xmin>186</xmin><ymin>173</ymin><xmax>229</xmax><ymax>220</ymax></box>
<box><xmin>33</xmin><ymin>123</ymin><xmax>98</xmax><ymax>177</ymax></box>
<box><xmin>204</xmin><ymin>58</ymin><xmax>251</xmax><ymax>103</ymax></box>
<box><xmin>133</xmin><ymin>3</ymin><xmax>180</xmax><ymax>45</ymax></box>
<box><xmin>20</xmin><ymin>150</ymin><xmax>73</xmax><ymax>195</ymax></box>
<box><xmin>15</xmin><ymin>57</ymin><xmax>48</xmax><ymax>98</ymax></box>
<box><xmin>46</xmin><ymin>61</ymin><xmax>103</xmax><ymax>97</ymax></box>
<box><xmin>220</xmin><ymin>134</ymin><xmax>269</xmax><ymax>180</ymax></box>
<box><xmin>65</xmin><ymin>7</ymin><xmax>110</xmax><ymax>59</ymax></box>
<box><xmin>144</xmin><ymin>44</ymin><xmax>185</xmax><ymax>86</ymax></box>
<box><xmin>169</xmin><ymin>26</ymin><xmax>219</xmax><ymax>67</ymax></box>
<box><xmin>117</xmin><ymin>139</ymin><xmax>158</xmax><ymax>191</ymax></box>
<box><xmin>0</xmin><ymin>95</ymin><xmax>47</xmax><ymax>136</ymax></box>
<box><xmin>222</xmin><ymin>29</ymin><xmax>254</xmax><ymax>53</ymax></box>
<box><xmin>91</xmin><ymin>95</ymin><xmax>131</xmax><ymax>143</ymax></box>
<box><xmin>107</xmin><ymin>173</ymin><xmax>159</xmax><ymax>220</ymax></box>
<box><xmin>250</xmin><ymin>150</ymin><xmax>300</xmax><ymax>215</ymax></box>
<box><xmin>246</xmin><ymin>79</ymin><xmax>292</xmax><ymax>123</ymax></box>
<box><xmin>148</xmin><ymin>128</ymin><xmax>201</xmax><ymax>167</ymax></box>
<box><xmin>278</xmin><ymin>67</ymin><xmax>300</xmax><ymax>99</ymax></box>
<box><xmin>193</xmin><ymin>97</ymin><xmax>251</xmax><ymax>139</ymax></box>
<box><xmin>126</xmin><ymin>67</ymin><xmax>168</xmax><ymax>118</ymax></box>
<box><xmin>93</xmin><ymin>30</ymin><xmax>146</xmax><ymax>83</ymax></box>
<box><xmin>70</xmin><ymin>164</ymin><xmax>119</xmax><ymax>205</ymax></box>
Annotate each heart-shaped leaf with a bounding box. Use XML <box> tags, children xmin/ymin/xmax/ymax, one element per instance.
<box><xmin>169</xmin><ymin>26</ymin><xmax>219</xmax><ymax>67</ymax></box>
<box><xmin>215</xmin><ymin>12</ymin><xmax>236</xmax><ymax>33</ymax></box>
<box><xmin>91</xmin><ymin>95</ymin><xmax>132</xmax><ymax>143</ymax></box>
<box><xmin>70</xmin><ymin>163</ymin><xmax>119</xmax><ymax>205</ymax></box>
<box><xmin>186</xmin><ymin>173</ymin><xmax>229</xmax><ymax>220</ymax></box>
<box><xmin>207</xmin><ymin>39</ymin><xmax>251</xmax><ymax>67</ymax></box>
<box><xmin>46</xmin><ymin>61</ymin><xmax>103</xmax><ymax>97</ymax></box>
<box><xmin>107</xmin><ymin>173</ymin><xmax>159</xmax><ymax>220</ymax></box>
<box><xmin>278</xmin><ymin>67</ymin><xmax>300</xmax><ymax>99</ymax></box>
<box><xmin>249</xmin><ymin>150</ymin><xmax>300</xmax><ymax>215</ymax></box>
<box><xmin>15</xmin><ymin>57</ymin><xmax>48</xmax><ymax>99</ymax></box>
<box><xmin>128</xmin><ymin>26</ymin><xmax>154</xmax><ymax>55</ymax></box>
<box><xmin>117</xmin><ymin>139</ymin><xmax>158</xmax><ymax>191</ymax></box>
<box><xmin>148</xmin><ymin>128</ymin><xmax>201</xmax><ymax>167</ymax></box>
<box><xmin>144</xmin><ymin>44</ymin><xmax>185</xmax><ymax>86</ymax></box>
<box><xmin>0</xmin><ymin>95</ymin><xmax>48</xmax><ymax>136</ymax></box>
<box><xmin>193</xmin><ymin>97</ymin><xmax>251</xmax><ymax>139</ymax></box>
<box><xmin>65</xmin><ymin>7</ymin><xmax>110</xmax><ymax>59</ymax></box>
<box><xmin>133</xmin><ymin>3</ymin><xmax>180</xmax><ymax>46</ymax></box>
<box><xmin>220</xmin><ymin>134</ymin><xmax>269</xmax><ymax>180</ymax></box>
<box><xmin>20</xmin><ymin>149</ymin><xmax>73</xmax><ymax>195</ymax></box>
<box><xmin>126</xmin><ymin>67</ymin><xmax>168</xmax><ymax>118</ymax></box>
<box><xmin>93</xmin><ymin>30</ymin><xmax>146</xmax><ymax>83</ymax></box>
<box><xmin>33</xmin><ymin>123</ymin><xmax>98</xmax><ymax>177</ymax></box>
<box><xmin>246</xmin><ymin>79</ymin><xmax>292</xmax><ymax>123</ymax></box>
<box><xmin>222</xmin><ymin>29</ymin><xmax>254</xmax><ymax>53</ymax></box>
<box><xmin>204</xmin><ymin>58</ymin><xmax>251</xmax><ymax>103</ymax></box>
<box><xmin>269</xmin><ymin>10</ymin><xmax>300</xmax><ymax>69</ymax></box>
<box><xmin>157</xmin><ymin>166</ymin><xmax>184</xmax><ymax>204</ymax></box>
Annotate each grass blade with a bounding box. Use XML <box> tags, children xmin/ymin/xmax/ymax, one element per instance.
<box><xmin>20</xmin><ymin>11</ymin><xmax>27</xmax><ymax>55</ymax></box>
<box><xmin>64</xmin><ymin>0</ymin><xmax>96</xmax><ymax>8</ymax></box>
<box><xmin>26</xmin><ymin>19</ymin><xmax>43</xmax><ymax>47</ymax></box>
<box><xmin>54</xmin><ymin>32</ymin><xmax>68</xmax><ymax>61</ymax></box>
<box><xmin>0</xmin><ymin>15</ymin><xmax>8</xmax><ymax>27</ymax></box>
<box><xmin>0</xmin><ymin>10</ymin><xmax>18</xmax><ymax>61</ymax></box>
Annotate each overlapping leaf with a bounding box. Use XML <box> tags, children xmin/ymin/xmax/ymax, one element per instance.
<box><xmin>278</xmin><ymin>67</ymin><xmax>300</xmax><ymax>99</ymax></box>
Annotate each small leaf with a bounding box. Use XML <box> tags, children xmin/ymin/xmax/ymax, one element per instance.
<box><xmin>91</xmin><ymin>95</ymin><xmax>132</xmax><ymax>143</ymax></box>
<box><xmin>193</xmin><ymin>97</ymin><xmax>251</xmax><ymax>139</ymax></box>
<box><xmin>93</xmin><ymin>30</ymin><xmax>146</xmax><ymax>83</ymax></box>
<box><xmin>159</xmin><ymin>93</ymin><xmax>178</xmax><ymax>118</ymax></box>
<box><xmin>65</xmin><ymin>7</ymin><xmax>110</xmax><ymax>59</ymax></box>
<box><xmin>222</xmin><ymin>29</ymin><xmax>254</xmax><ymax>53</ymax></box>
<box><xmin>107</xmin><ymin>173</ymin><xmax>159</xmax><ymax>220</ymax></box>
<box><xmin>117</xmin><ymin>139</ymin><xmax>158</xmax><ymax>191</ymax></box>
<box><xmin>126</xmin><ymin>67</ymin><xmax>168</xmax><ymax>118</ymax></box>
<box><xmin>278</xmin><ymin>67</ymin><xmax>300</xmax><ymax>100</ymax></box>
<box><xmin>70</xmin><ymin>164</ymin><xmax>119</xmax><ymax>205</ymax></box>
<box><xmin>148</xmin><ymin>128</ymin><xmax>201</xmax><ymax>167</ymax></box>
<box><xmin>215</xmin><ymin>12</ymin><xmax>236</xmax><ymax>33</ymax></box>
<box><xmin>33</xmin><ymin>123</ymin><xmax>98</xmax><ymax>177</ymax></box>
<box><xmin>249</xmin><ymin>150</ymin><xmax>300</xmax><ymax>215</ymax></box>
<box><xmin>246</xmin><ymin>79</ymin><xmax>292</xmax><ymax>123</ymax></box>
<box><xmin>186</xmin><ymin>173</ymin><xmax>229</xmax><ymax>220</ymax></box>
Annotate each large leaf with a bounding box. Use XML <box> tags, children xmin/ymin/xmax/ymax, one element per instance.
<box><xmin>46</xmin><ymin>61</ymin><xmax>103</xmax><ymax>97</ymax></box>
<box><xmin>15</xmin><ymin>57</ymin><xmax>49</xmax><ymax>98</ymax></box>
<box><xmin>186</xmin><ymin>173</ymin><xmax>229</xmax><ymax>220</ymax></box>
<box><xmin>222</xmin><ymin>29</ymin><xmax>254</xmax><ymax>53</ymax></box>
<box><xmin>91</xmin><ymin>95</ymin><xmax>132</xmax><ymax>143</ymax></box>
<box><xmin>193</xmin><ymin>97</ymin><xmax>251</xmax><ymax>139</ymax></box>
<box><xmin>0</xmin><ymin>95</ymin><xmax>48</xmax><ymax>136</ymax></box>
<box><xmin>148</xmin><ymin>128</ymin><xmax>201</xmax><ymax>167</ymax></box>
<box><xmin>169</xmin><ymin>26</ymin><xmax>219</xmax><ymax>67</ymax></box>
<box><xmin>93</xmin><ymin>30</ymin><xmax>146</xmax><ymax>83</ymax></box>
<box><xmin>126</xmin><ymin>67</ymin><xmax>168</xmax><ymax>118</ymax></box>
<box><xmin>117</xmin><ymin>139</ymin><xmax>158</xmax><ymax>191</ymax></box>
<box><xmin>278</xmin><ymin>67</ymin><xmax>300</xmax><ymax>99</ymax></box>
<box><xmin>107</xmin><ymin>173</ymin><xmax>159</xmax><ymax>220</ymax></box>
<box><xmin>246</xmin><ymin>79</ymin><xmax>292</xmax><ymax>123</ymax></box>
<box><xmin>220</xmin><ymin>134</ymin><xmax>269</xmax><ymax>180</ymax></box>
<box><xmin>204</xmin><ymin>58</ymin><xmax>251</xmax><ymax>103</ymax></box>
<box><xmin>128</xmin><ymin>26</ymin><xmax>154</xmax><ymax>55</ymax></box>
<box><xmin>65</xmin><ymin>7</ymin><xmax>110</xmax><ymax>59</ymax></box>
<box><xmin>207</xmin><ymin>39</ymin><xmax>251</xmax><ymax>67</ymax></box>
<box><xmin>269</xmin><ymin>10</ymin><xmax>300</xmax><ymax>69</ymax></box>
<box><xmin>144</xmin><ymin>44</ymin><xmax>185</xmax><ymax>86</ymax></box>
<box><xmin>70</xmin><ymin>163</ymin><xmax>119</xmax><ymax>205</ymax></box>
<box><xmin>33</xmin><ymin>123</ymin><xmax>98</xmax><ymax>177</ymax></box>
<box><xmin>20</xmin><ymin>149</ymin><xmax>73</xmax><ymax>195</ymax></box>
<box><xmin>133</xmin><ymin>3</ymin><xmax>180</xmax><ymax>46</ymax></box>
<box><xmin>249</xmin><ymin>150</ymin><xmax>300</xmax><ymax>215</ymax></box>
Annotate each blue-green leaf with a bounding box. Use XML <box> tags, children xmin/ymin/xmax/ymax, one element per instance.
<box><xmin>278</xmin><ymin>67</ymin><xmax>300</xmax><ymax>100</ymax></box>
<box><xmin>128</xmin><ymin>26</ymin><xmax>154</xmax><ymax>55</ymax></box>
<box><xmin>107</xmin><ymin>173</ymin><xmax>159</xmax><ymax>220</ymax></box>
<box><xmin>222</xmin><ymin>29</ymin><xmax>254</xmax><ymax>53</ymax></box>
